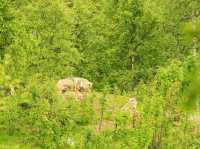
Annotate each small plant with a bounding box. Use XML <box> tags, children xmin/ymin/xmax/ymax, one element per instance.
<box><xmin>114</xmin><ymin>111</ymin><xmax>130</xmax><ymax>130</ymax></box>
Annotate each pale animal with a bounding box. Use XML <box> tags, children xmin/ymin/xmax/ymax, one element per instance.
<box><xmin>56</xmin><ymin>77</ymin><xmax>92</xmax><ymax>94</ymax></box>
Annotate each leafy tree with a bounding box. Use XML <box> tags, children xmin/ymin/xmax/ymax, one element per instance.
<box><xmin>0</xmin><ymin>0</ymin><xmax>14</xmax><ymax>59</ymax></box>
<box><xmin>5</xmin><ymin>0</ymin><xmax>80</xmax><ymax>80</ymax></box>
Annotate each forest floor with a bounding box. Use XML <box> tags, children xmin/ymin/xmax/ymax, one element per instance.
<box><xmin>0</xmin><ymin>133</ymin><xmax>40</xmax><ymax>149</ymax></box>
<box><xmin>86</xmin><ymin>92</ymin><xmax>135</xmax><ymax>132</ymax></box>
<box><xmin>1</xmin><ymin>92</ymin><xmax>200</xmax><ymax>148</ymax></box>
<box><xmin>0</xmin><ymin>92</ymin><xmax>136</xmax><ymax>148</ymax></box>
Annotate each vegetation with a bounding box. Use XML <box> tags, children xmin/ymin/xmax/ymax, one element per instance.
<box><xmin>1</xmin><ymin>0</ymin><xmax>200</xmax><ymax>148</ymax></box>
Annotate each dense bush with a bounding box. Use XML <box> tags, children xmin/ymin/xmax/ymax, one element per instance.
<box><xmin>1</xmin><ymin>0</ymin><xmax>200</xmax><ymax>148</ymax></box>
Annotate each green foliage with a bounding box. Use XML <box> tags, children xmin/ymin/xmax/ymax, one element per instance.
<box><xmin>5</xmin><ymin>0</ymin><xmax>80</xmax><ymax>79</ymax></box>
<box><xmin>0</xmin><ymin>0</ymin><xmax>14</xmax><ymax>58</ymax></box>
<box><xmin>182</xmin><ymin>56</ymin><xmax>200</xmax><ymax>110</ymax></box>
<box><xmin>1</xmin><ymin>0</ymin><xmax>200</xmax><ymax>148</ymax></box>
<box><xmin>114</xmin><ymin>111</ymin><xmax>130</xmax><ymax>129</ymax></box>
<box><xmin>155</xmin><ymin>60</ymin><xmax>183</xmax><ymax>95</ymax></box>
<box><xmin>66</xmin><ymin>99</ymin><xmax>95</xmax><ymax>125</ymax></box>
<box><xmin>72</xmin><ymin>0</ymin><xmax>194</xmax><ymax>91</ymax></box>
<box><xmin>182</xmin><ymin>20</ymin><xmax>200</xmax><ymax>42</ymax></box>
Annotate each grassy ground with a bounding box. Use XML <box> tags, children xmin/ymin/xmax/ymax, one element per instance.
<box><xmin>88</xmin><ymin>92</ymin><xmax>135</xmax><ymax>131</ymax></box>
<box><xmin>0</xmin><ymin>134</ymin><xmax>40</xmax><ymax>149</ymax></box>
<box><xmin>0</xmin><ymin>92</ymin><xmax>135</xmax><ymax>148</ymax></box>
<box><xmin>1</xmin><ymin>91</ymin><xmax>199</xmax><ymax>148</ymax></box>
